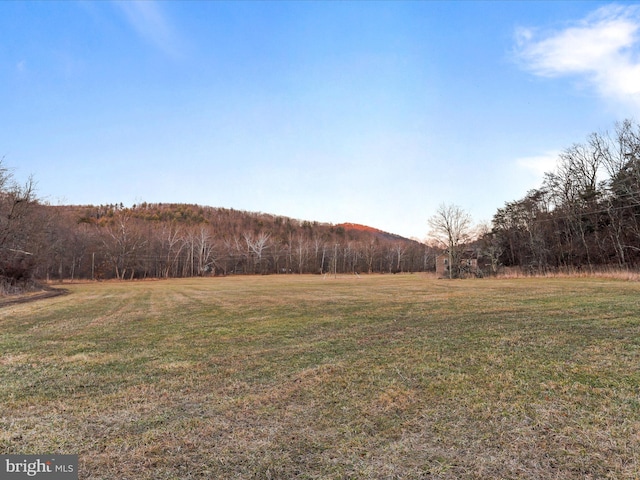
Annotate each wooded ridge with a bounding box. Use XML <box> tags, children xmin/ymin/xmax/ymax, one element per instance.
<box><xmin>1</xmin><ymin>198</ymin><xmax>431</xmax><ymax>290</ymax></box>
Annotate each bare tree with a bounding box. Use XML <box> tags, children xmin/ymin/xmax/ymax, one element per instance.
<box><xmin>160</xmin><ymin>223</ymin><xmax>184</xmax><ymax>278</ymax></box>
<box><xmin>99</xmin><ymin>210</ymin><xmax>146</xmax><ymax>279</ymax></box>
<box><xmin>195</xmin><ymin>225</ymin><xmax>216</xmax><ymax>275</ymax></box>
<box><xmin>0</xmin><ymin>159</ymin><xmax>39</xmax><ymax>290</ymax></box>
<box><xmin>428</xmin><ymin>203</ymin><xmax>473</xmax><ymax>279</ymax></box>
<box><xmin>391</xmin><ymin>242</ymin><xmax>406</xmax><ymax>273</ymax></box>
<box><xmin>545</xmin><ymin>140</ymin><xmax>604</xmax><ymax>268</ymax></box>
<box><xmin>597</xmin><ymin>120</ymin><xmax>640</xmax><ymax>266</ymax></box>
<box><xmin>292</xmin><ymin>233</ymin><xmax>309</xmax><ymax>274</ymax></box>
<box><xmin>244</xmin><ymin>231</ymin><xmax>271</xmax><ymax>273</ymax></box>
<box><xmin>477</xmin><ymin>222</ymin><xmax>504</xmax><ymax>275</ymax></box>
<box><xmin>313</xmin><ymin>234</ymin><xmax>327</xmax><ymax>274</ymax></box>
<box><xmin>363</xmin><ymin>238</ymin><xmax>378</xmax><ymax>274</ymax></box>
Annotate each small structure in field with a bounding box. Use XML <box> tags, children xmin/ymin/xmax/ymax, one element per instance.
<box><xmin>435</xmin><ymin>249</ymin><xmax>482</xmax><ymax>278</ymax></box>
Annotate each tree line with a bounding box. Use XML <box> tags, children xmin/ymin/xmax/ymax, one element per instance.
<box><xmin>0</xmin><ymin>188</ymin><xmax>433</xmax><ymax>290</ymax></box>
<box><xmin>487</xmin><ymin>119</ymin><xmax>640</xmax><ymax>273</ymax></box>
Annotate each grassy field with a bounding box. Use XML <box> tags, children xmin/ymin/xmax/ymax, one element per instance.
<box><xmin>1</xmin><ymin>274</ymin><xmax>640</xmax><ymax>479</ymax></box>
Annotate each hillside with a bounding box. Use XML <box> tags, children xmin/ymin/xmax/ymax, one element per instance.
<box><xmin>336</xmin><ymin>223</ymin><xmax>411</xmax><ymax>242</ymax></box>
<box><xmin>54</xmin><ymin>203</ymin><xmax>416</xmax><ymax>242</ymax></box>
<box><xmin>74</xmin><ymin>204</ymin><xmax>415</xmax><ymax>241</ymax></box>
<box><xmin>30</xmin><ymin>202</ymin><xmax>429</xmax><ymax>280</ymax></box>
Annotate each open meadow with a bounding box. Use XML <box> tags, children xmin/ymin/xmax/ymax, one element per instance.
<box><xmin>1</xmin><ymin>274</ymin><xmax>640</xmax><ymax>479</ymax></box>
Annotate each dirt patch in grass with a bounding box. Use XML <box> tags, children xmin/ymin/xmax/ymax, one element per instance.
<box><xmin>0</xmin><ymin>286</ymin><xmax>68</xmax><ymax>307</ymax></box>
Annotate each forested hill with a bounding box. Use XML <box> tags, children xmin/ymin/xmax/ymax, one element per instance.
<box><xmin>65</xmin><ymin>202</ymin><xmax>414</xmax><ymax>244</ymax></box>
<box><xmin>18</xmin><ymin>202</ymin><xmax>429</xmax><ymax>281</ymax></box>
<box><xmin>334</xmin><ymin>223</ymin><xmax>410</xmax><ymax>243</ymax></box>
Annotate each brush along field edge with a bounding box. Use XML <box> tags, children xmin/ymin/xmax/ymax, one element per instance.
<box><xmin>1</xmin><ymin>275</ymin><xmax>639</xmax><ymax>479</ymax></box>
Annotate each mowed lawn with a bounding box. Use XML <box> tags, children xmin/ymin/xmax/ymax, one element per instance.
<box><xmin>1</xmin><ymin>274</ymin><xmax>640</xmax><ymax>479</ymax></box>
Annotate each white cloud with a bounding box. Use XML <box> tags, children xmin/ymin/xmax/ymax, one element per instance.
<box><xmin>113</xmin><ymin>0</ymin><xmax>182</xmax><ymax>58</ymax></box>
<box><xmin>512</xmin><ymin>150</ymin><xmax>560</xmax><ymax>194</ymax></box>
<box><xmin>516</xmin><ymin>4</ymin><xmax>640</xmax><ymax>104</ymax></box>
<box><xmin>516</xmin><ymin>150</ymin><xmax>560</xmax><ymax>177</ymax></box>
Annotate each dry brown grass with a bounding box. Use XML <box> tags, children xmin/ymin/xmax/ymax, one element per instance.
<box><xmin>1</xmin><ymin>274</ymin><xmax>640</xmax><ymax>478</ymax></box>
<box><xmin>499</xmin><ymin>265</ymin><xmax>640</xmax><ymax>282</ymax></box>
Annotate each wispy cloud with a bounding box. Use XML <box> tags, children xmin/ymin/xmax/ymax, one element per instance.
<box><xmin>513</xmin><ymin>150</ymin><xmax>560</xmax><ymax>193</ymax></box>
<box><xmin>113</xmin><ymin>0</ymin><xmax>182</xmax><ymax>58</ymax></box>
<box><xmin>516</xmin><ymin>150</ymin><xmax>559</xmax><ymax>176</ymax></box>
<box><xmin>516</xmin><ymin>4</ymin><xmax>640</xmax><ymax>105</ymax></box>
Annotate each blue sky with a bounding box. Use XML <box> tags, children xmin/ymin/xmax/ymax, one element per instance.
<box><xmin>2</xmin><ymin>1</ymin><xmax>640</xmax><ymax>240</ymax></box>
